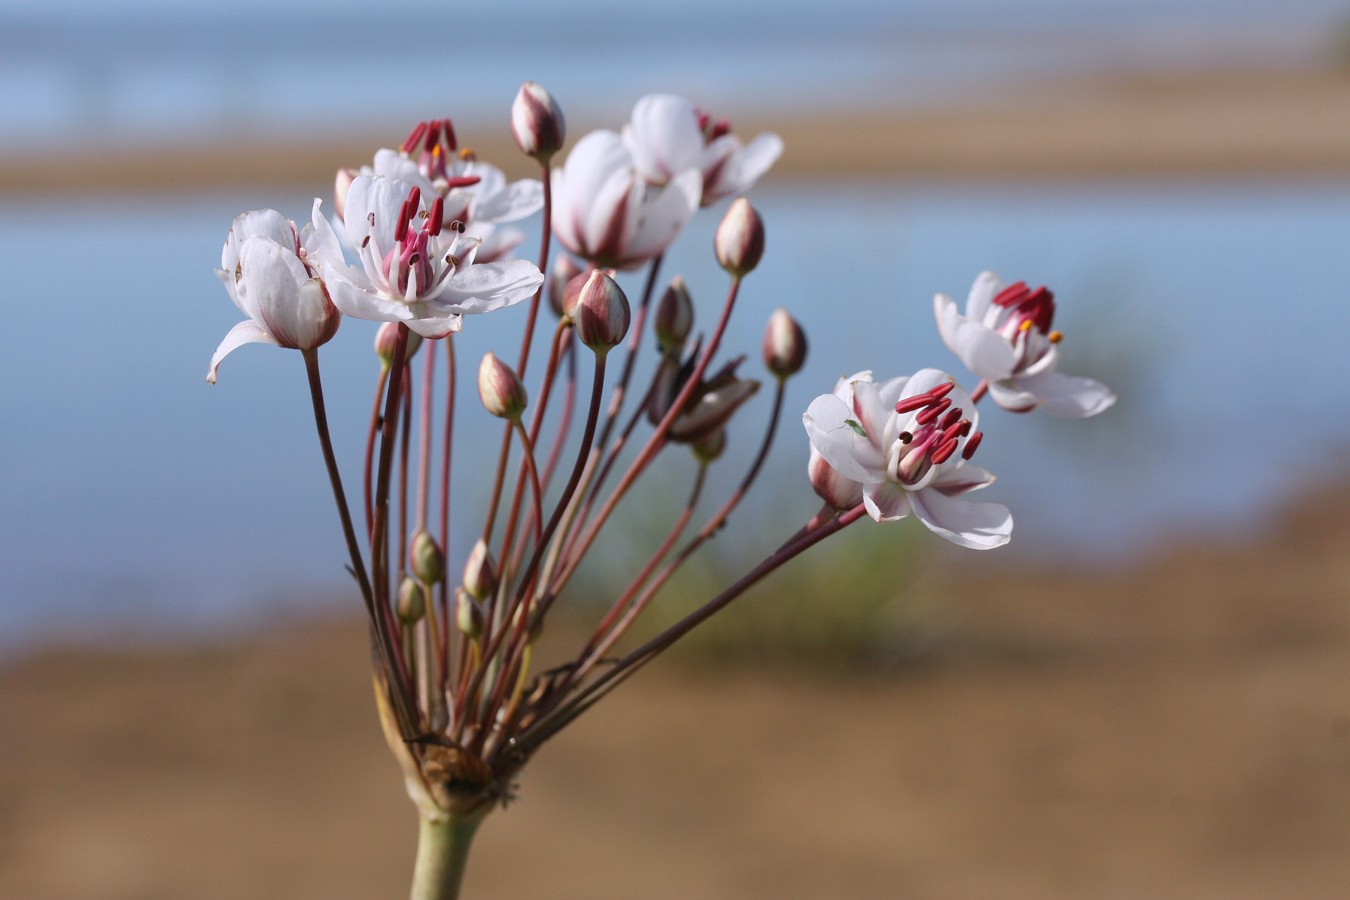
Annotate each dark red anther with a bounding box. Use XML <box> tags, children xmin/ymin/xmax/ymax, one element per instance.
<box><xmin>938</xmin><ymin>407</ymin><xmax>964</xmax><ymax>431</ymax></box>
<box><xmin>993</xmin><ymin>281</ymin><xmax>1031</xmax><ymax>308</ymax></box>
<box><xmin>394</xmin><ymin>199</ymin><xmax>411</xmax><ymax>242</ymax></box>
<box><xmin>931</xmin><ymin>436</ymin><xmax>960</xmax><ymax>465</ymax></box>
<box><xmin>440</xmin><ymin>118</ymin><xmax>458</xmax><ymax>151</ymax></box>
<box><xmin>898</xmin><ymin>431</ymin><xmax>913</xmax><ymax>444</ymax></box>
<box><xmin>442</xmin><ymin>175</ymin><xmax>482</xmax><ymax>191</ymax></box>
<box><xmin>961</xmin><ymin>431</ymin><xmax>983</xmax><ymax>460</ymax></box>
<box><xmin>424</xmin><ymin>120</ymin><xmax>442</xmax><ymax>153</ymax></box>
<box><xmin>406</xmin><ymin>186</ymin><xmax>421</xmax><ymax>214</ymax></box>
<box><xmin>402</xmin><ymin>121</ymin><xmax>428</xmax><ymax>155</ymax></box>
<box><xmin>895</xmin><ymin>393</ymin><xmax>935</xmax><ymax>414</ymax></box>
<box><xmin>957</xmin><ymin>418</ymin><xmax>972</xmax><ymax>436</ymax></box>
<box><xmin>914</xmin><ymin>398</ymin><xmax>952</xmax><ymax>426</ymax></box>
<box><xmin>427</xmin><ymin>197</ymin><xmax>444</xmax><ymax>236</ymax></box>
<box><xmin>928</xmin><ymin>382</ymin><xmax>955</xmax><ymax>400</ymax></box>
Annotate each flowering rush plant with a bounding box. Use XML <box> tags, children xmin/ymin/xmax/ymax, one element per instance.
<box><xmin>207</xmin><ymin>83</ymin><xmax>1113</xmax><ymax>898</ymax></box>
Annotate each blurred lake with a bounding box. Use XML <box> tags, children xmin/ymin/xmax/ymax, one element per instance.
<box><xmin>1</xmin><ymin>177</ymin><xmax>1348</xmax><ymax>653</ymax></box>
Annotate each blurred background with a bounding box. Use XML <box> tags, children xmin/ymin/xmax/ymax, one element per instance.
<box><xmin>2</xmin><ymin>0</ymin><xmax>1349</xmax><ymax>896</ymax></box>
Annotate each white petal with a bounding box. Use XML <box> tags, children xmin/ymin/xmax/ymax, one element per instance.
<box><xmin>910</xmin><ymin>489</ymin><xmax>1012</xmax><ymax>550</ymax></box>
<box><xmin>849</xmin><ymin>379</ymin><xmax>894</xmax><ymax>453</ymax></box>
<box><xmin>803</xmin><ymin>394</ymin><xmax>886</xmax><ymax>483</ymax></box>
<box><xmin>207</xmin><ymin>320</ymin><xmax>278</xmax><ymax>383</ymax></box>
<box><xmin>862</xmin><ymin>481</ymin><xmax>912</xmax><ymax>523</ymax></box>
<box><xmin>432</xmin><ymin>259</ymin><xmax>543</xmax><ymax>315</ymax></box>
<box><xmin>931</xmin><ymin>463</ymin><xmax>997</xmax><ymax>496</ymax></box>
<box><xmin>473</xmin><ymin>176</ymin><xmax>543</xmax><ymax>224</ymax></box>
<box><xmin>988</xmin><ymin>379</ymin><xmax>1039</xmax><ymax>413</ymax></box>
<box><xmin>324</xmin><ymin>266</ymin><xmax>412</xmax><ymax>323</ymax></box>
<box><xmin>407</xmin><ymin>314</ymin><xmax>463</xmax><ymax>339</ymax></box>
<box><xmin>1018</xmin><ymin>370</ymin><xmax>1118</xmax><ymax>418</ymax></box>
<box><xmin>966</xmin><ymin>270</ymin><xmax>1003</xmax><ymax>322</ymax></box>
<box><xmin>238</xmin><ymin>236</ymin><xmax>323</xmax><ymax>348</ymax></box>
<box><xmin>621</xmin><ymin>168</ymin><xmax>701</xmax><ymax>266</ymax></box>
<box><xmin>305</xmin><ymin>199</ymin><xmax>347</xmax><ymax>269</ymax></box>
<box><xmin>936</xmin><ymin>299</ymin><xmax>1016</xmax><ymax>381</ymax></box>
<box><xmin>625</xmin><ymin>94</ymin><xmax>702</xmax><ymax>182</ymax></box>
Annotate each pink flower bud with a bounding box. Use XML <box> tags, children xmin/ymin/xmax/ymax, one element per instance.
<box><xmin>653</xmin><ymin>276</ymin><xmax>694</xmax><ymax>355</ymax></box>
<box><xmin>410</xmin><ymin>530</ymin><xmax>444</xmax><ymax>584</ymax></box>
<box><xmin>462</xmin><ymin>539</ymin><xmax>499</xmax><ymax>601</ymax></box>
<box><xmin>548</xmin><ymin>255</ymin><xmax>584</xmax><ymax>320</ymax></box>
<box><xmin>374</xmin><ymin>322</ymin><xmax>422</xmax><ymax>370</ymax></box>
<box><xmin>478</xmin><ymin>352</ymin><xmax>528</xmax><ymax>419</ymax></box>
<box><xmin>511</xmin><ymin>81</ymin><xmax>566</xmax><ymax>162</ymax></box>
<box><xmin>762</xmin><ymin>307</ymin><xmax>807</xmax><ymax>378</ymax></box>
<box><xmin>809</xmin><ymin>448</ymin><xmax>863</xmax><ymax>510</ymax></box>
<box><xmin>574</xmin><ymin>270</ymin><xmax>631</xmax><ymax>354</ymax></box>
<box><xmin>557</xmin><ymin>270</ymin><xmax>589</xmax><ymax>323</ymax></box>
<box><xmin>714</xmin><ymin>197</ymin><xmax>765</xmax><ymax>277</ymax></box>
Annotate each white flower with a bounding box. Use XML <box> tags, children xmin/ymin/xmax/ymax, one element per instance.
<box><xmin>336</xmin><ymin>119</ymin><xmax>543</xmax><ymax>264</ymax></box>
<box><xmin>310</xmin><ymin>175</ymin><xmax>543</xmax><ymax>339</ymax></box>
<box><xmin>802</xmin><ymin>369</ymin><xmax>1012</xmax><ymax>549</ymax></box>
<box><xmin>935</xmin><ymin>272</ymin><xmax>1116</xmax><ymax>417</ymax></box>
<box><xmin>551</xmin><ymin>130</ymin><xmax>701</xmax><ymax>270</ymax></box>
<box><xmin>623</xmin><ymin>94</ymin><xmax>782</xmax><ymax>206</ymax></box>
<box><xmin>207</xmin><ymin>209</ymin><xmax>340</xmax><ymax>383</ymax></box>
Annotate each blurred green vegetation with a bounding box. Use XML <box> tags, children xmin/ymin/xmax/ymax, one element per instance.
<box><xmin>559</xmin><ymin>476</ymin><xmax>945</xmax><ymax>671</ymax></box>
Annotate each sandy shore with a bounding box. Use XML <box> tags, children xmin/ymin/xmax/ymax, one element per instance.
<box><xmin>7</xmin><ymin>67</ymin><xmax>1350</xmax><ymax>198</ymax></box>
<box><xmin>2</xmin><ymin>480</ymin><xmax>1349</xmax><ymax>898</ymax></box>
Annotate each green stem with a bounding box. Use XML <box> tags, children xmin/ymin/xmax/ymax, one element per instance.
<box><xmin>410</xmin><ymin>810</ymin><xmax>487</xmax><ymax>900</ymax></box>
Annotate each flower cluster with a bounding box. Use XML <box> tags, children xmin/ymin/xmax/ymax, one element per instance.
<box><xmin>206</xmin><ymin>83</ymin><xmax>1113</xmax><ymax>897</ymax></box>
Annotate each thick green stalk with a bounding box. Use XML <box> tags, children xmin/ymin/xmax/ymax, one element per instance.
<box><xmin>410</xmin><ymin>810</ymin><xmax>487</xmax><ymax>900</ymax></box>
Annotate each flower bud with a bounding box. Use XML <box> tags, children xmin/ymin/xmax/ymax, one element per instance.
<box><xmin>374</xmin><ymin>322</ymin><xmax>422</xmax><ymax>370</ymax></box>
<box><xmin>455</xmin><ymin>588</ymin><xmax>484</xmax><ymax>638</ymax></box>
<box><xmin>410</xmin><ymin>530</ymin><xmax>444</xmax><ymax>584</ymax></box>
<box><xmin>478</xmin><ymin>352</ymin><xmax>528</xmax><ymax>420</ymax></box>
<box><xmin>462</xmin><ymin>539</ymin><xmax>499</xmax><ymax>602</ymax></box>
<box><xmin>762</xmin><ymin>307</ymin><xmax>807</xmax><ymax>378</ymax></box>
<box><xmin>574</xmin><ymin>270</ymin><xmax>631</xmax><ymax>354</ymax></box>
<box><xmin>691</xmin><ymin>428</ymin><xmax>726</xmax><ymax>463</ymax></box>
<box><xmin>809</xmin><ymin>448</ymin><xmax>863</xmax><ymax>510</ymax></box>
<box><xmin>511</xmin><ymin>81</ymin><xmax>566</xmax><ymax>163</ymax></box>
<box><xmin>397</xmin><ymin>576</ymin><xmax>426</xmax><ymax>624</ymax></box>
<box><xmin>548</xmin><ymin>255</ymin><xmax>584</xmax><ymax>320</ymax></box>
<box><xmin>653</xmin><ymin>276</ymin><xmax>694</xmax><ymax>355</ymax></box>
<box><xmin>714</xmin><ymin>197</ymin><xmax>765</xmax><ymax>277</ymax></box>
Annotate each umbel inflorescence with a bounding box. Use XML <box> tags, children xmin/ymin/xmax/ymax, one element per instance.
<box><xmin>207</xmin><ymin>83</ymin><xmax>1114</xmax><ymax>897</ymax></box>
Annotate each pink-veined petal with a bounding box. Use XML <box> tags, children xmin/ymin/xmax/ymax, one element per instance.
<box><xmin>432</xmin><ymin>259</ymin><xmax>544</xmax><ymax>315</ymax></box>
<box><xmin>1017</xmin><ymin>370</ymin><xmax>1117</xmax><ymax>418</ymax></box>
<box><xmin>934</xmin><ymin>293</ymin><xmax>1017</xmax><ymax>380</ymax></box>
<box><xmin>931</xmin><ymin>463</ymin><xmax>997</xmax><ymax>496</ymax></box>
<box><xmin>910</xmin><ymin>488</ymin><xmax>1012</xmax><ymax>549</ymax></box>
<box><xmin>626</xmin><ymin>94</ymin><xmax>703</xmax><ymax>182</ymax></box>
<box><xmin>620</xmin><ymin>168</ymin><xmax>701</xmax><ymax>266</ymax></box>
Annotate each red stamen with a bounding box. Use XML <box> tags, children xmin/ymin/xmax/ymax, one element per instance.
<box><xmin>938</xmin><ymin>407</ymin><xmax>964</xmax><ymax>431</ymax></box>
<box><xmin>928</xmin><ymin>382</ymin><xmax>955</xmax><ymax>400</ymax></box>
<box><xmin>914</xmin><ymin>398</ymin><xmax>951</xmax><ymax>426</ymax></box>
<box><xmin>442</xmin><ymin>175</ymin><xmax>482</xmax><ymax>191</ymax></box>
<box><xmin>895</xmin><ymin>393</ymin><xmax>935</xmax><ymax>414</ymax></box>
<box><xmin>931</xmin><ymin>437</ymin><xmax>960</xmax><ymax>465</ymax></box>
<box><xmin>402</xmin><ymin>121</ymin><xmax>428</xmax><ymax>155</ymax></box>
<box><xmin>406</xmin><ymin>186</ymin><xmax>421</xmax><ymax>213</ymax></box>
<box><xmin>898</xmin><ymin>431</ymin><xmax>913</xmax><ymax>444</ymax></box>
<box><xmin>957</xmin><ymin>418</ymin><xmax>972</xmax><ymax>437</ymax></box>
<box><xmin>427</xmin><ymin>197</ymin><xmax>444</xmax><ymax>236</ymax></box>
<box><xmin>394</xmin><ymin>199</ymin><xmax>411</xmax><ymax>242</ymax></box>
<box><xmin>424</xmin><ymin>121</ymin><xmax>442</xmax><ymax>154</ymax></box>
<box><xmin>993</xmin><ymin>281</ymin><xmax>1031</xmax><ymax>308</ymax></box>
<box><xmin>961</xmin><ymin>431</ymin><xmax>983</xmax><ymax>460</ymax></box>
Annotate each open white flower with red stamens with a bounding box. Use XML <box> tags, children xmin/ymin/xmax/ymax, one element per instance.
<box><xmin>623</xmin><ymin>93</ymin><xmax>782</xmax><ymax>207</ymax></box>
<box><xmin>803</xmin><ymin>368</ymin><xmax>1012</xmax><ymax>549</ymax></box>
<box><xmin>935</xmin><ymin>272</ymin><xmax>1116</xmax><ymax>417</ymax></box>
<box><xmin>311</xmin><ymin>175</ymin><xmax>543</xmax><ymax>339</ymax></box>
<box><xmin>207</xmin><ymin>209</ymin><xmax>340</xmax><ymax>383</ymax></box>
<box><xmin>551</xmin><ymin>129</ymin><xmax>701</xmax><ymax>270</ymax></box>
<box><xmin>337</xmin><ymin>119</ymin><xmax>543</xmax><ymax>264</ymax></box>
